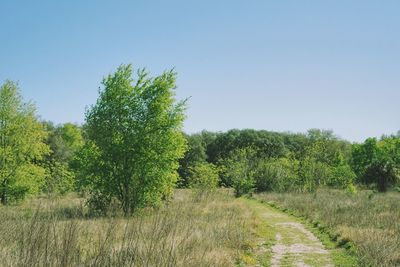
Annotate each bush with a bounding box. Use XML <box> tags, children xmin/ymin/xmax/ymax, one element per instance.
<box><xmin>254</xmin><ymin>158</ymin><xmax>299</xmax><ymax>192</ymax></box>
<box><xmin>188</xmin><ymin>163</ymin><xmax>219</xmax><ymax>195</ymax></box>
<box><xmin>298</xmin><ymin>157</ymin><xmax>332</xmax><ymax>192</ymax></box>
<box><xmin>328</xmin><ymin>164</ymin><xmax>356</xmax><ymax>189</ymax></box>
<box><xmin>221</xmin><ymin>148</ymin><xmax>257</xmax><ymax>197</ymax></box>
<box><xmin>352</xmin><ymin>137</ymin><xmax>400</xmax><ymax>192</ymax></box>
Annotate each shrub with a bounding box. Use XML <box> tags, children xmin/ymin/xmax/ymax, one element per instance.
<box><xmin>254</xmin><ymin>158</ymin><xmax>299</xmax><ymax>192</ymax></box>
<box><xmin>328</xmin><ymin>164</ymin><xmax>356</xmax><ymax>189</ymax></box>
<box><xmin>298</xmin><ymin>157</ymin><xmax>332</xmax><ymax>192</ymax></box>
<box><xmin>221</xmin><ymin>148</ymin><xmax>257</xmax><ymax>197</ymax></box>
<box><xmin>352</xmin><ymin>138</ymin><xmax>400</xmax><ymax>192</ymax></box>
<box><xmin>188</xmin><ymin>163</ymin><xmax>219</xmax><ymax>196</ymax></box>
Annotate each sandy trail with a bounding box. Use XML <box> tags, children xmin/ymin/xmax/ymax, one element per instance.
<box><xmin>247</xmin><ymin>200</ymin><xmax>334</xmax><ymax>267</ymax></box>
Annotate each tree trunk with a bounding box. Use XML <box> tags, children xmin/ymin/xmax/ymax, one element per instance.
<box><xmin>0</xmin><ymin>179</ymin><xmax>7</xmax><ymax>205</ymax></box>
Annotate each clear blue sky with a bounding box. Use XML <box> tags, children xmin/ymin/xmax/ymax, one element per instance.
<box><xmin>1</xmin><ymin>1</ymin><xmax>399</xmax><ymax>142</ymax></box>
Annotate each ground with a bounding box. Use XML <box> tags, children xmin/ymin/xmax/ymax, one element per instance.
<box><xmin>240</xmin><ymin>198</ymin><xmax>357</xmax><ymax>267</ymax></box>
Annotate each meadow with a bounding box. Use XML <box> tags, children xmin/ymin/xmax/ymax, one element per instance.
<box><xmin>255</xmin><ymin>189</ymin><xmax>400</xmax><ymax>267</ymax></box>
<box><xmin>1</xmin><ymin>63</ymin><xmax>399</xmax><ymax>267</ymax></box>
<box><xmin>0</xmin><ymin>190</ymin><xmax>257</xmax><ymax>267</ymax></box>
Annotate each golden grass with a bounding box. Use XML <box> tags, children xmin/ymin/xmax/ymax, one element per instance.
<box><xmin>0</xmin><ymin>189</ymin><xmax>258</xmax><ymax>267</ymax></box>
<box><xmin>255</xmin><ymin>189</ymin><xmax>400</xmax><ymax>267</ymax></box>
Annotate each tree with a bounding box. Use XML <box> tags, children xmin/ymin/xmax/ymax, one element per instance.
<box><xmin>42</xmin><ymin>122</ymin><xmax>84</xmax><ymax>195</ymax></box>
<box><xmin>187</xmin><ymin>162</ymin><xmax>219</xmax><ymax>196</ymax></box>
<box><xmin>48</xmin><ymin>123</ymin><xmax>84</xmax><ymax>162</ymax></box>
<box><xmin>352</xmin><ymin>138</ymin><xmax>399</xmax><ymax>192</ymax></box>
<box><xmin>178</xmin><ymin>133</ymin><xmax>208</xmax><ymax>187</ymax></box>
<box><xmin>254</xmin><ymin>157</ymin><xmax>300</xmax><ymax>192</ymax></box>
<box><xmin>0</xmin><ymin>81</ymin><xmax>49</xmax><ymax>204</ymax></box>
<box><xmin>220</xmin><ymin>147</ymin><xmax>257</xmax><ymax>197</ymax></box>
<box><xmin>81</xmin><ymin>65</ymin><xmax>187</xmax><ymax>215</ymax></box>
<box><xmin>207</xmin><ymin>129</ymin><xmax>287</xmax><ymax>163</ymax></box>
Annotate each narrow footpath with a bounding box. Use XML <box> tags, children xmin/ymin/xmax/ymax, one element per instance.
<box><xmin>241</xmin><ymin>198</ymin><xmax>356</xmax><ymax>267</ymax></box>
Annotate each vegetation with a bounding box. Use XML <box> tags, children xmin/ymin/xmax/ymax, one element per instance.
<box><xmin>42</xmin><ymin>122</ymin><xmax>83</xmax><ymax>195</ymax></box>
<box><xmin>187</xmin><ymin>162</ymin><xmax>219</xmax><ymax>191</ymax></box>
<box><xmin>0</xmin><ymin>190</ymin><xmax>256</xmax><ymax>267</ymax></box>
<box><xmin>352</xmin><ymin>137</ymin><xmax>400</xmax><ymax>192</ymax></box>
<box><xmin>220</xmin><ymin>147</ymin><xmax>258</xmax><ymax>197</ymax></box>
<box><xmin>1</xmin><ymin>65</ymin><xmax>399</xmax><ymax>266</ymax></box>
<box><xmin>0</xmin><ymin>81</ymin><xmax>49</xmax><ymax>204</ymax></box>
<box><xmin>255</xmin><ymin>189</ymin><xmax>400</xmax><ymax>266</ymax></box>
<box><xmin>77</xmin><ymin>65</ymin><xmax>187</xmax><ymax>215</ymax></box>
<box><xmin>180</xmin><ymin>128</ymin><xmax>399</xmax><ymax>194</ymax></box>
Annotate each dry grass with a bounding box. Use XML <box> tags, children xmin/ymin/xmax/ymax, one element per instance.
<box><xmin>0</xmin><ymin>189</ymin><xmax>257</xmax><ymax>267</ymax></box>
<box><xmin>255</xmin><ymin>189</ymin><xmax>400</xmax><ymax>267</ymax></box>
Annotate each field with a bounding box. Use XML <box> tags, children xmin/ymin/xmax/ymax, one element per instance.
<box><xmin>1</xmin><ymin>187</ymin><xmax>399</xmax><ymax>266</ymax></box>
<box><xmin>0</xmin><ymin>190</ymin><xmax>258</xmax><ymax>267</ymax></box>
<box><xmin>255</xmin><ymin>189</ymin><xmax>400</xmax><ymax>267</ymax></box>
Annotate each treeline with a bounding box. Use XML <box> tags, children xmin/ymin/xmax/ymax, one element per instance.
<box><xmin>1</xmin><ymin>65</ymin><xmax>399</xmax><ymax>213</ymax></box>
<box><xmin>179</xmin><ymin>129</ymin><xmax>400</xmax><ymax>196</ymax></box>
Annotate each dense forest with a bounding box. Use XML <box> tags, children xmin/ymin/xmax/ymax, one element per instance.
<box><xmin>1</xmin><ymin>65</ymin><xmax>399</xmax><ymax>212</ymax></box>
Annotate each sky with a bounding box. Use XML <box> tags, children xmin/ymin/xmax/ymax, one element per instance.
<box><xmin>0</xmin><ymin>1</ymin><xmax>399</xmax><ymax>142</ymax></box>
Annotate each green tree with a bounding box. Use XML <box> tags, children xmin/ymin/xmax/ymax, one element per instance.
<box><xmin>0</xmin><ymin>81</ymin><xmax>49</xmax><ymax>204</ymax></box>
<box><xmin>352</xmin><ymin>137</ymin><xmax>399</xmax><ymax>192</ymax></box>
<box><xmin>178</xmin><ymin>133</ymin><xmax>208</xmax><ymax>187</ymax></box>
<box><xmin>208</xmin><ymin>129</ymin><xmax>287</xmax><ymax>163</ymax></box>
<box><xmin>42</xmin><ymin>122</ymin><xmax>84</xmax><ymax>195</ymax></box>
<box><xmin>254</xmin><ymin>157</ymin><xmax>300</xmax><ymax>192</ymax></box>
<box><xmin>188</xmin><ymin>162</ymin><xmax>219</xmax><ymax>189</ymax></box>
<box><xmin>298</xmin><ymin>156</ymin><xmax>332</xmax><ymax>192</ymax></box>
<box><xmin>327</xmin><ymin>152</ymin><xmax>356</xmax><ymax>188</ymax></box>
<box><xmin>48</xmin><ymin>123</ymin><xmax>84</xmax><ymax>162</ymax></box>
<box><xmin>81</xmin><ymin>65</ymin><xmax>187</xmax><ymax>215</ymax></box>
<box><xmin>221</xmin><ymin>147</ymin><xmax>257</xmax><ymax>197</ymax></box>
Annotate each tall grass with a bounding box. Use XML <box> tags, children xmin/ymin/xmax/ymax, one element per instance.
<box><xmin>0</xmin><ymin>190</ymin><xmax>256</xmax><ymax>267</ymax></box>
<box><xmin>255</xmin><ymin>189</ymin><xmax>400</xmax><ymax>267</ymax></box>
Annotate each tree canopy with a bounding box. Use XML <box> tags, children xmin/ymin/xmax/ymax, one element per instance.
<box><xmin>79</xmin><ymin>65</ymin><xmax>187</xmax><ymax>214</ymax></box>
<box><xmin>0</xmin><ymin>81</ymin><xmax>49</xmax><ymax>204</ymax></box>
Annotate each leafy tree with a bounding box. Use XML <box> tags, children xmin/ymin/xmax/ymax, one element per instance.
<box><xmin>254</xmin><ymin>157</ymin><xmax>300</xmax><ymax>192</ymax></box>
<box><xmin>327</xmin><ymin>152</ymin><xmax>356</xmax><ymax>188</ymax></box>
<box><xmin>352</xmin><ymin>137</ymin><xmax>399</xmax><ymax>192</ymax></box>
<box><xmin>0</xmin><ymin>81</ymin><xmax>49</xmax><ymax>204</ymax></box>
<box><xmin>187</xmin><ymin>162</ymin><xmax>219</xmax><ymax>194</ymax></box>
<box><xmin>281</xmin><ymin>132</ymin><xmax>309</xmax><ymax>159</ymax></box>
<box><xmin>298</xmin><ymin>157</ymin><xmax>332</xmax><ymax>192</ymax></box>
<box><xmin>303</xmin><ymin>129</ymin><xmax>352</xmax><ymax>165</ymax></box>
<box><xmin>208</xmin><ymin>129</ymin><xmax>287</xmax><ymax>163</ymax></box>
<box><xmin>42</xmin><ymin>161</ymin><xmax>75</xmax><ymax>195</ymax></box>
<box><xmin>50</xmin><ymin>123</ymin><xmax>84</xmax><ymax>162</ymax></box>
<box><xmin>41</xmin><ymin>122</ymin><xmax>84</xmax><ymax>195</ymax></box>
<box><xmin>220</xmin><ymin>147</ymin><xmax>257</xmax><ymax>197</ymax></box>
<box><xmin>80</xmin><ymin>65</ymin><xmax>187</xmax><ymax>215</ymax></box>
<box><xmin>178</xmin><ymin>133</ymin><xmax>208</xmax><ymax>187</ymax></box>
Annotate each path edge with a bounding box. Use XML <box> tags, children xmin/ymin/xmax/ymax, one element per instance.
<box><xmin>250</xmin><ymin>196</ymin><xmax>361</xmax><ymax>267</ymax></box>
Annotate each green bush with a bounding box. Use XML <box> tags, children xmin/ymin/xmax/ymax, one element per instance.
<box><xmin>352</xmin><ymin>137</ymin><xmax>400</xmax><ymax>192</ymax></box>
<box><xmin>328</xmin><ymin>164</ymin><xmax>356</xmax><ymax>189</ymax></box>
<box><xmin>221</xmin><ymin>148</ymin><xmax>257</xmax><ymax>197</ymax></box>
<box><xmin>254</xmin><ymin>158</ymin><xmax>299</xmax><ymax>192</ymax></box>
<box><xmin>188</xmin><ymin>163</ymin><xmax>219</xmax><ymax>191</ymax></box>
<box><xmin>298</xmin><ymin>157</ymin><xmax>332</xmax><ymax>192</ymax></box>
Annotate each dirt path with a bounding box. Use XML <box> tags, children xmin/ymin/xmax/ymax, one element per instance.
<box><xmin>242</xmin><ymin>199</ymin><xmax>334</xmax><ymax>267</ymax></box>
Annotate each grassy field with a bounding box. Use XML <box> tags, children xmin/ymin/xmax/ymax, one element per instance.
<box><xmin>0</xmin><ymin>190</ymin><xmax>259</xmax><ymax>267</ymax></box>
<box><xmin>255</xmin><ymin>189</ymin><xmax>400</xmax><ymax>267</ymax></box>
